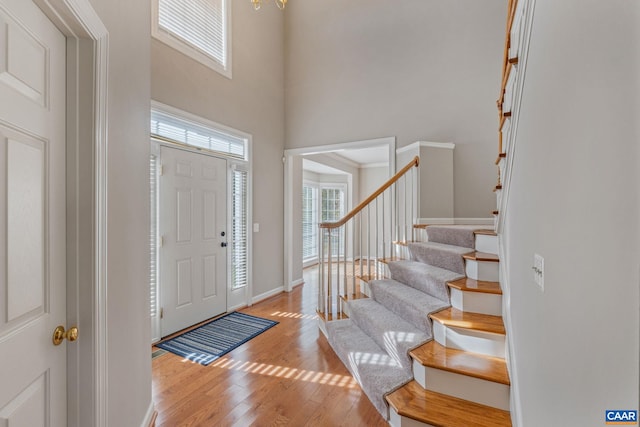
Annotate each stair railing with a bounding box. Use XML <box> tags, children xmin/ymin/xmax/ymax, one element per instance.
<box><xmin>317</xmin><ymin>156</ymin><xmax>420</xmax><ymax>319</ymax></box>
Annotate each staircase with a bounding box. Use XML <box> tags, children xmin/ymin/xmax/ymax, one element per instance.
<box><xmin>318</xmin><ymin>225</ymin><xmax>512</xmax><ymax>427</ymax></box>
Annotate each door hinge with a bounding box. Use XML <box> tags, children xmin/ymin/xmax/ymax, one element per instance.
<box><xmin>159</xmin><ymin>164</ymin><xmax>164</xmax><ymax>176</ymax></box>
<box><xmin>160</xmin><ymin>307</ymin><xmax>164</xmax><ymax>319</ymax></box>
<box><xmin>159</xmin><ymin>236</ymin><xmax>165</xmax><ymax>248</ymax></box>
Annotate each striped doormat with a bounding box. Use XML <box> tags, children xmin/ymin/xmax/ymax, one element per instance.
<box><xmin>157</xmin><ymin>312</ymin><xmax>278</xmax><ymax>366</ymax></box>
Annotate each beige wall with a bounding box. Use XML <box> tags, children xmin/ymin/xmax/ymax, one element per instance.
<box><xmin>88</xmin><ymin>0</ymin><xmax>152</xmax><ymax>425</ymax></box>
<box><xmin>359</xmin><ymin>166</ymin><xmax>388</xmax><ymax>202</ymax></box>
<box><xmin>504</xmin><ymin>1</ymin><xmax>639</xmax><ymax>425</ymax></box>
<box><xmin>151</xmin><ymin>4</ymin><xmax>286</xmax><ymax>299</ymax></box>
<box><xmin>284</xmin><ymin>0</ymin><xmax>505</xmax><ymax>217</ymax></box>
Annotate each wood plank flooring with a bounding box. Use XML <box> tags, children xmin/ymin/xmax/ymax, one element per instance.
<box><xmin>152</xmin><ymin>268</ymin><xmax>387</xmax><ymax>426</ymax></box>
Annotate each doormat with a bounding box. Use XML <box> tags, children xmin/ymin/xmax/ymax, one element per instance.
<box><xmin>156</xmin><ymin>312</ymin><xmax>278</xmax><ymax>366</ymax></box>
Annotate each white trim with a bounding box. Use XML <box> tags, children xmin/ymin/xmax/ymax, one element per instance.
<box><xmin>290</xmin><ymin>278</ymin><xmax>304</xmax><ymax>288</ymax></box>
<box><xmin>496</xmin><ymin>0</ymin><xmax>536</xmax><ymax>235</ymax></box>
<box><xmin>140</xmin><ymin>402</ymin><xmax>156</xmax><ymax>427</ymax></box>
<box><xmin>284</xmin><ymin>137</ymin><xmax>396</xmax><ymax>157</ymax></box>
<box><xmin>151</xmin><ymin>0</ymin><xmax>232</xmax><ymax>79</ymax></box>
<box><xmin>322</xmin><ymin>152</ymin><xmax>360</xmax><ymax>169</ymax></box>
<box><xmin>34</xmin><ymin>0</ymin><xmax>110</xmax><ymax>426</ymax></box>
<box><xmin>494</xmin><ymin>2</ymin><xmax>536</xmax><ymax>426</ymax></box>
<box><xmin>415</xmin><ymin>218</ymin><xmax>494</xmax><ymax>225</ymax></box>
<box><xmin>251</xmin><ymin>286</ymin><xmax>284</xmax><ymax>305</ymax></box>
<box><xmin>360</xmin><ymin>162</ymin><xmax>389</xmax><ymax>169</ymax></box>
<box><xmin>396</xmin><ymin>141</ymin><xmax>455</xmax><ymax>154</ymax></box>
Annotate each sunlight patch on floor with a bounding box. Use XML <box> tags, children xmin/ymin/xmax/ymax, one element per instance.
<box><xmin>270</xmin><ymin>310</ymin><xmax>318</xmax><ymax>320</ymax></box>
<box><xmin>210</xmin><ymin>356</ymin><xmax>357</xmax><ymax>388</ymax></box>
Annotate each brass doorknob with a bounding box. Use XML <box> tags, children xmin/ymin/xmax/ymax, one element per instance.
<box><xmin>52</xmin><ymin>325</ymin><xmax>79</xmax><ymax>346</ymax></box>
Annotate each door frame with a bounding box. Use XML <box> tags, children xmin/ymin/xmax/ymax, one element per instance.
<box><xmin>32</xmin><ymin>1</ymin><xmax>109</xmax><ymax>426</ymax></box>
<box><xmin>283</xmin><ymin>137</ymin><xmax>396</xmax><ymax>292</ymax></box>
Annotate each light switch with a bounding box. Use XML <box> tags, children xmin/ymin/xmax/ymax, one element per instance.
<box><xmin>253</xmin><ymin>223</ymin><xmax>260</xmax><ymax>233</ymax></box>
<box><xmin>533</xmin><ymin>253</ymin><xmax>544</xmax><ymax>291</ymax></box>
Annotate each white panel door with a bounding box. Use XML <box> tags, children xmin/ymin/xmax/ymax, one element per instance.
<box><xmin>160</xmin><ymin>146</ymin><xmax>227</xmax><ymax>336</ymax></box>
<box><xmin>0</xmin><ymin>0</ymin><xmax>67</xmax><ymax>426</ymax></box>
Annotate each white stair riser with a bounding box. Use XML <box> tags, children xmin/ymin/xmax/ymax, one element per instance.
<box><xmin>318</xmin><ymin>318</ymin><xmax>329</xmax><ymax>339</ymax></box>
<box><xmin>414</xmin><ymin>228</ymin><xmax>428</xmax><ymax>243</ymax></box>
<box><xmin>433</xmin><ymin>322</ymin><xmax>506</xmax><ymax>358</ymax></box>
<box><xmin>389</xmin><ymin>407</ymin><xmax>435</xmax><ymax>427</ymax></box>
<box><xmin>475</xmin><ymin>234</ymin><xmax>498</xmax><ymax>255</ymax></box>
<box><xmin>465</xmin><ymin>260</ymin><xmax>500</xmax><ymax>282</ymax></box>
<box><xmin>450</xmin><ymin>288</ymin><xmax>503</xmax><ymax>316</ymax></box>
<box><xmin>498</xmin><ymin>157</ymin><xmax>506</xmax><ymax>183</ymax></box>
<box><xmin>393</xmin><ymin>243</ymin><xmax>410</xmax><ymax>260</ymax></box>
<box><xmin>495</xmin><ymin>189</ymin><xmax>503</xmax><ymax>210</ymax></box>
<box><xmin>359</xmin><ymin>279</ymin><xmax>373</xmax><ymax>297</ymax></box>
<box><xmin>413</xmin><ymin>362</ymin><xmax>510</xmax><ymax>411</ymax></box>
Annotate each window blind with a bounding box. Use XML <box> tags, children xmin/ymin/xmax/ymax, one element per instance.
<box><xmin>302</xmin><ymin>185</ymin><xmax>318</xmax><ymax>260</ymax></box>
<box><xmin>157</xmin><ymin>0</ymin><xmax>227</xmax><ymax>68</ymax></box>
<box><xmin>231</xmin><ymin>169</ymin><xmax>248</xmax><ymax>290</ymax></box>
<box><xmin>150</xmin><ymin>109</ymin><xmax>246</xmax><ymax>159</ymax></box>
<box><xmin>149</xmin><ymin>154</ymin><xmax>159</xmax><ymax>318</ymax></box>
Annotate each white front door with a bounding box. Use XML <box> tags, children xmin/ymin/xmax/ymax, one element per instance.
<box><xmin>160</xmin><ymin>146</ymin><xmax>228</xmax><ymax>337</ymax></box>
<box><xmin>0</xmin><ymin>0</ymin><xmax>67</xmax><ymax>425</ymax></box>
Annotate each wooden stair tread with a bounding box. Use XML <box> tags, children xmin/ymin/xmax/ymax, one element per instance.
<box><xmin>495</xmin><ymin>152</ymin><xmax>506</xmax><ymax>165</ymax></box>
<box><xmin>493</xmin><ymin>185</ymin><xmax>503</xmax><ymax>192</ymax></box>
<box><xmin>430</xmin><ymin>308</ymin><xmax>505</xmax><ymax>335</ymax></box>
<box><xmin>340</xmin><ymin>291</ymin><xmax>368</xmax><ymax>302</ymax></box>
<box><xmin>463</xmin><ymin>251</ymin><xmax>500</xmax><ymax>262</ymax></box>
<box><xmin>386</xmin><ymin>381</ymin><xmax>512</xmax><ymax>427</ymax></box>
<box><xmin>392</xmin><ymin>240</ymin><xmax>409</xmax><ymax>246</ymax></box>
<box><xmin>355</xmin><ymin>274</ymin><xmax>379</xmax><ymax>283</ymax></box>
<box><xmin>411</xmin><ymin>341</ymin><xmax>510</xmax><ymax>385</ymax></box>
<box><xmin>473</xmin><ymin>229</ymin><xmax>497</xmax><ymax>236</ymax></box>
<box><xmin>316</xmin><ymin>310</ymin><xmax>348</xmax><ymax>322</ymax></box>
<box><xmin>447</xmin><ymin>277</ymin><xmax>502</xmax><ymax>295</ymax></box>
<box><xmin>492</xmin><ymin>210</ymin><xmax>499</xmax><ymax>215</ymax></box>
<box><xmin>378</xmin><ymin>256</ymin><xmax>404</xmax><ymax>264</ymax></box>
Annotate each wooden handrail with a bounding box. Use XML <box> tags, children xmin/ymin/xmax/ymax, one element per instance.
<box><xmin>319</xmin><ymin>156</ymin><xmax>419</xmax><ymax>229</ymax></box>
<box><xmin>498</xmin><ymin>0</ymin><xmax>518</xmax><ymax>156</ymax></box>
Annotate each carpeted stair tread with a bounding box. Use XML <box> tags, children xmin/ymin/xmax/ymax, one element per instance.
<box><xmin>463</xmin><ymin>251</ymin><xmax>500</xmax><ymax>262</ymax></box>
<box><xmin>386</xmin><ymin>381</ymin><xmax>512</xmax><ymax>427</ymax></box>
<box><xmin>387</xmin><ymin>260</ymin><xmax>463</xmax><ymax>302</ymax></box>
<box><xmin>326</xmin><ymin>319</ymin><xmax>413</xmax><ymax>418</ymax></box>
<box><xmin>430</xmin><ymin>308</ymin><xmax>505</xmax><ymax>335</ymax></box>
<box><xmin>369</xmin><ymin>279</ymin><xmax>450</xmax><ymax>332</ymax></box>
<box><xmin>447</xmin><ymin>277</ymin><xmax>502</xmax><ymax>295</ymax></box>
<box><xmin>408</xmin><ymin>241</ymin><xmax>474</xmax><ymax>275</ymax></box>
<box><xmin>347</xmin><ymin>298</ymin><xmax>431</xmax><ymax>371</ymax></box>
<box><xmin>410</xmin><ymin>341</ymin><xmax>510</xmax><ymax>385</ymax></box>
<box><xmin>425</xmin><ymin>225</ymin><xmax>488</xmax><ymax>248</ymax></box>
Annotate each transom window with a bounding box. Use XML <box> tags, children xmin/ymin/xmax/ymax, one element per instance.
<box><xmin>152</xmin><ymin>0</ymin><xmax>232</xmax><ymax>78</ymax></box>
<box><xmin>151</xmin><ymin>103</ymin><xmax>247</xmax><ymax>160</ymax></box>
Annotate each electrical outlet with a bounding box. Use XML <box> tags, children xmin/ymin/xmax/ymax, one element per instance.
<box><xmin>253</xmin><ymin>223</ymin><xmax>260</xmax><ymax>233</ymax></box>
<box><xmin>533</xmin><ymin>253</ymin><xmax>544</xmax><ymax>291</ymax></box>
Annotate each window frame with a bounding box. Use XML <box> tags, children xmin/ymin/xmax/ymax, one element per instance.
<box><xmin>302</xmin><ymin>181</ymin><xmax>347</xmax><ymax>266</ymax></box>
<box><xmin>302</xmin><ymin>182</ymin><xmax>319</xmax><ymax>264</ymax></box>
<box><xmin>151</xmin><ymin>0</ymin><xmax>232</xmax><ymax>79</ymax></box>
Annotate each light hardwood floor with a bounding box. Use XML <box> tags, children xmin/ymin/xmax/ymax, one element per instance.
<box><xmin>152</xmin><ymin>267</ymin><xmax>387</xmax><ymax>426</ymax></box>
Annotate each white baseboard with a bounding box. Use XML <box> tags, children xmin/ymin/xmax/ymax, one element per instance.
<box><xmin>140</xmin><ymin>401</ymin><xmax>156</xmax><ymax>427</ymax></box>
<box><xmin>251</xmin><ymin>286</ymin><xmax>284</xmax><ymax>305</ymax></box>
<box><xmin>417</xmin><ymin>217</ymin><xmax>494</xmax><ymax>225</ymax></box>
<box><xmin>290</xmin><ymin>278</ymin><xmax>304</xmax><ymax>290</ymax></box>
